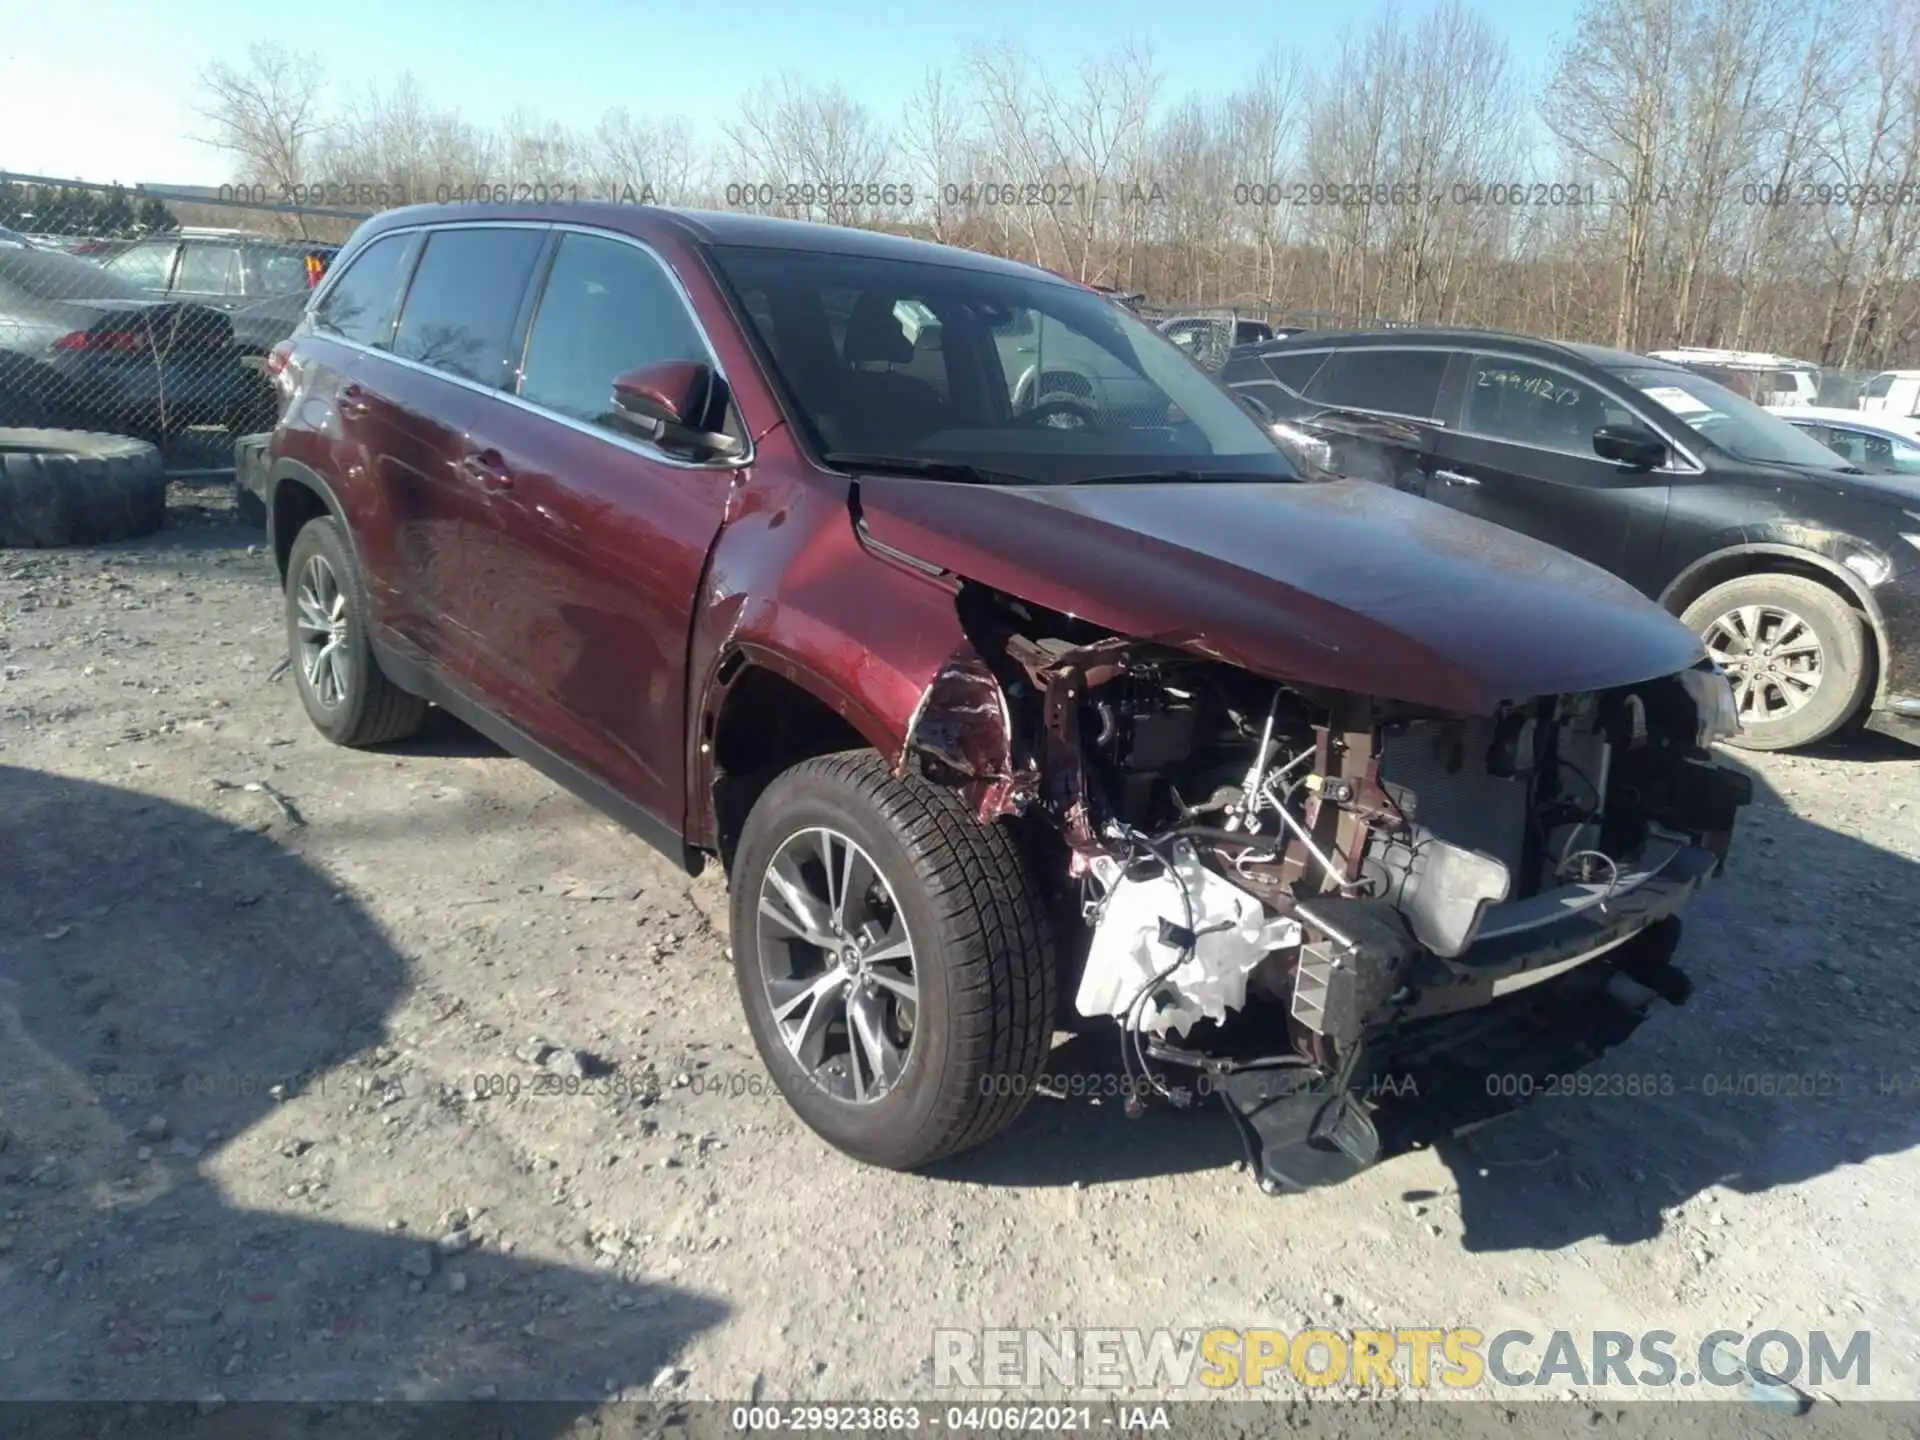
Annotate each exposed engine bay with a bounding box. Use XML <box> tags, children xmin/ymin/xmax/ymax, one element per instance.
<box><xmin>902</xmin><ymin>583</ymin><xmax>1752</xmax><ymax>1192</ymax></box>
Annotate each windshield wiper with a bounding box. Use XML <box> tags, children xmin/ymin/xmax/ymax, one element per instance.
<box><xmin>822</xmin><ymin>452</ymin><xmax>1029</xmax><ymax>486</ymax></box>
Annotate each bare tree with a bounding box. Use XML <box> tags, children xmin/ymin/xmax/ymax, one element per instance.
<box><xmin>1544</xmin><ymin>0</ymin><xmax>1684</xmax><ymax>346</ymax></box>
<box><xmin>586</xmin><ymin>110</ymin><xmax>707</xmax><ymax>205</ymax></box>
<box><xmin>899</xmin><ymin>67</ymin><xmax>976</xmax><ymax>244</ymax></box>
<box><xmin>184</xmin><ymin>21</ymin><xmax>1920</xmax><ymax>372</ymax></box>
<box><xmin>196</xmin><ymin>44</ymin><xmax>329</xmax><ymax>234</ymax></box>
<box><xmin>721</xmin><ymin>73</ymin><xmax>899</xmax><ymax>227</ymax></box>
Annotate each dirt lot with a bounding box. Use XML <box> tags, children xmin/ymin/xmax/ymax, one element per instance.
<box><xmin>2</xmin><ymin>480</ymin><xmax>1916</xmax><ymax>1427</ymax></box>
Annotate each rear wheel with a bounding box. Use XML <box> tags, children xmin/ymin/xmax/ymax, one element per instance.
<box><xmin>729</xmin><ymin>751</ymin><xmax>1056</xmax><ymax>1170</ymax></box>
<box><xmin>283</xmin><ymin>517</ymin><xmax>428</xmax><ymax>747</ymax></box>
<box><xmin>1681</xmin><ymin>573</ymin><xmax>1869</xmax><ymax>750</ymax></box>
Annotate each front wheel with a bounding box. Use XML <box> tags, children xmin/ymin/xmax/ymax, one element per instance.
<box><xmin>729</xmin><ymin>751</ymin><xmax>1056</xmax><ymax>1170</ymax></box>
<box><xmin>1681</xmin><ymin>573</ymin><xmax>1870</xmax><ymax>750</ymax></box>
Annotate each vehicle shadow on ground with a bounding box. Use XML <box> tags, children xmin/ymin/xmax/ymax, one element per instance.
<box><xmin>1800</xmin><ymin>727</ymin><xmax>1914</xmax><ymax>764</ymax></box>
<box><xmin>0</xmin><ymin>765</ymin><xmax>725</xmax><ymax>1409</ymax></box>
<box><xmin>928</xmin><ymin>1027</ymin><xmax>1244</xmax><ymax>1189</ymax></box>
<box><xmin>383</xmin><ymin>706</ymin><xmax>508</xmax><ymax>760</ymax></box>
<box><xmin>1431</xmin><ymin>757</ymin><xmax>1920</xmax><ymax>1252</ymax></box>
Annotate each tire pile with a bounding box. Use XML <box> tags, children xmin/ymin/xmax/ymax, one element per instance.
<box><xmin>0</xmin><ymin>429</ymin><xmax>168</xmax><ymax>547</ymax></box>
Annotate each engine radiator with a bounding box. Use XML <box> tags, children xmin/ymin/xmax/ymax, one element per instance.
<box><xmin>1375</xmin><ymin>717</ymin><xmax>1533</xmax><ymax>877</ymax></box>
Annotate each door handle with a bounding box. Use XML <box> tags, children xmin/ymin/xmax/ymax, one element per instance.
<box><xmin>337</xmin><ymin>383</ymin><xmax>371</xmax><ymax>420</ymax></box>
<box><xmin>1433</xmin><ymin>468</ymin><xmax>1481</xmax><ymax>488</ymax></box>
<box><xmin>460</xmin><ymin>449</ymin><xmax>514</xmax><ymax>488</ymax></box>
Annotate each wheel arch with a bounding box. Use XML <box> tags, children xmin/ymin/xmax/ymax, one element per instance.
<box><xmin>268</xmin><ymin>457</ymin><xmax>357</xmax><ymax>585</ymax></box>
<box><xmin>696</xmin><ymin>649</ymin><xmax>902</xmax><ymax>872</ymax></box>
<box><xmin>1659</xmin><ymin>543</ymin><xmax>1890</xmax><ymax>710</ymax></box>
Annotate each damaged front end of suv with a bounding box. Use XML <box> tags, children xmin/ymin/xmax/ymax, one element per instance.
<box><xmin>895</xmin><ymin>570</ymin><xmax>1749</xmax><ymax>1194</ymax></box>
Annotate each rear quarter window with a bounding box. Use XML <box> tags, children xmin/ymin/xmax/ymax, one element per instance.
<box><xmin>1306</xmin><ymin>348</ymin><xmax>1449</xmax><ymax>416</ymax></box>
<box><xmin>1260</xmin><ymin>349</ymin><xmax>1331</xmax><ymax>394</ymax></box>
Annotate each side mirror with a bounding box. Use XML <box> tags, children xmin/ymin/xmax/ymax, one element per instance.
<box><xmin>1593</xmin><ymin>422</ymin><xmax>1667</xmax><ymax>471</ymax></box>
<box><xmin>610</xmin><ymin>359</ymin><xmax>742</xmax><ymax>460</ymax></box>
<box><xmin>1237</xmin><ymin>392</ymin><xmax>1275</xmax><ymax>423</ymax></box>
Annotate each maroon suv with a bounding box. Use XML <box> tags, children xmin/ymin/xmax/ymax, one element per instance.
<box><xmin>261</xmin><ymin>203</ymin><xmax>1751</xmax><ymax>1191</ymax></box>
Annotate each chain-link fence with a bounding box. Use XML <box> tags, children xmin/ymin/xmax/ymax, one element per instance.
<box><xmin>1</xmin><ymin>171</ymin><xmax>374</xmax><ymax>475</ymax></box>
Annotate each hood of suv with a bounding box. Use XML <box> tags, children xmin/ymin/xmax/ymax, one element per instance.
<box><xmin>854</xmin><ymin>475</ymin><xmax>1706</xmax><ymax>714</ymax></box>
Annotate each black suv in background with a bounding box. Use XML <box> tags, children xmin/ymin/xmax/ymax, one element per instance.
<box><xmin>95</xmin><ymin>232</ymin><xmax>337</xmax><ymax>312</ymax></box>
<box><xmin>1223</xmin><ymin>329</ymin><xmax>1920</xmax><ymax>751</ymax></box>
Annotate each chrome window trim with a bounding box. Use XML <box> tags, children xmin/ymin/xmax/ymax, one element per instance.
<box><xmin>308</xmin><ymin>218</ymin><xmax>752</xmax><ymax>473</ymax></box>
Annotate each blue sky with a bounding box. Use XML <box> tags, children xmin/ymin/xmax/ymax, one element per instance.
<box><xmin>0</xmin><ymin>0</ymin><xmax>1576</xmax><ymax>187</ymax></box>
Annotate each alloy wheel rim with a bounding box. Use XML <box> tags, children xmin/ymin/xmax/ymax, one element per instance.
<box><xmin>756</xmin><ymin>826</ymin><xmax>919</xmax><ymax>1104</ymax></box>
<box><xmin>294</xmin><ymin>554</ymin><xmax>351</xmax><ymax>710</ymax></box>
<box><xmin>1702</xmin><ymin>602</ymin><xmax>1824</xmax><ymax>724</ymax></box>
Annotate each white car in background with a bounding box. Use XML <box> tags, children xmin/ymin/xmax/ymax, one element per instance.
<box><xmin>1773</xmin><ymin>405</ymin><xmax>1920</xmax><ymax>478</ymax></box>
<box><xmin>1857</xmin><ymin>369</ymin><xmax>1920</xmax><ymax>418</ymax></box>
<box><xmin>1645</xmin><ymin>347</ymin><xmax>1821</xmax><ymax>408</ymax></box>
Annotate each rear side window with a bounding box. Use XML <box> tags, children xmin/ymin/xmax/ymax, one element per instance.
<box><xmin>1260</xmin><ymin>349</ymin><xmax>1331</xmax><ymax>394</ymax></box>
<box><xmin>392</xmin><ymin>227</ymin><xmax>547</xmax><ymax>386</ymax></box>
<box><xmin>1864</xmin><ymin>373</ymin><xmax>1894</xmax><ymax>398</ymax></box>
<box><xmin>103</xmin><ymin>241</ymin><xmax>177</xmax><ymax>289</ymax></box>
<box><xmin>176</xmin><ymin>244</ymin><xmax>243</xmax><ymax>294</ymax></box>
<box><xmin>1305</xmin><ymin>348</ymin><xmax>1449</xmax><ymax>416</ymax></box>
<box><xmin>518</xmin><ymin>232</ymin><xmax>711</xmax><ymax>428</ymax></box>
<box><xmin>313</xmin><ymin>233</ymin><xmax>418</xmax><ymax>348</ymax></box>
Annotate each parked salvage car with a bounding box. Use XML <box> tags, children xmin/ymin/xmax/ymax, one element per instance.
<box><xmin>94</xmin><ymin>230</ymin><xmax>337</xmax><ymax>314</ymax></box>
<box><xmin>261</xmin><ymin>205</ymin><xmax>1750</xmax><ymax>1190</ymax></box>
<box><xmin>1646</xmin><ymin>347</ymin><xmax>1820</xmax><ymax>408</ymax></box>
<box><xmin>1224</xmin><ymin>329</ymin><xmax>1920</xmax><ymax>751</ymax></box>
<box><xmin>0</xmin><ymin>242</ymin><xmax>248</xmax><ymax>436</ymax></box>
<box><xmin>1157</xmin><ymin>310</ymin><xmax>1275</xmax><ymax>373</ymax></box>
<box><xmin>1858</xmin><ymin>369</ymin><xmax>1920</xmax><ymax>419</ymax></box>
<box><xmin>1775</xmin><ymin>405</ymin><xmax>1920</xmax><ymax>479</ymax></box>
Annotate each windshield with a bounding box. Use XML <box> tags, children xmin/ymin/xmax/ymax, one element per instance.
<box><xmin>1612</xmin><ymin>366</ymin><xmax>1849</xmax><ymax>470</ymax></box>
<box><xmin>708</xmin><ymin>245</ymin><xmax>1295</xmax><ymax>485</ymax></box>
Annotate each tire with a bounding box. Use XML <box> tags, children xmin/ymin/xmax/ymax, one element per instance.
<box><xmin>1680</xmin><ymin>573</ymin><xmax>1870</xmax><ymax>751</ymax></box>
<box><xmin>730</xmin><ymin>750</ymin><xmax>1056</xmax><ymax>1170</ymax></box>
<box><xmin>0</xmin><ymin>428</ymin><xmax>167</xmax><ymax>548</ymax></box>
<box><xmin>283</xmin><ymin>516</ymin><xmax>429</xmax><ymax>747</ymax></box>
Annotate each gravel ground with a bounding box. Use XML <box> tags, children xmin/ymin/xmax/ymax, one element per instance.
<box><xmin>1</xmin><ymin>481</ymin><xmax>1916</xmax><ymax>1431</ymax></box>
